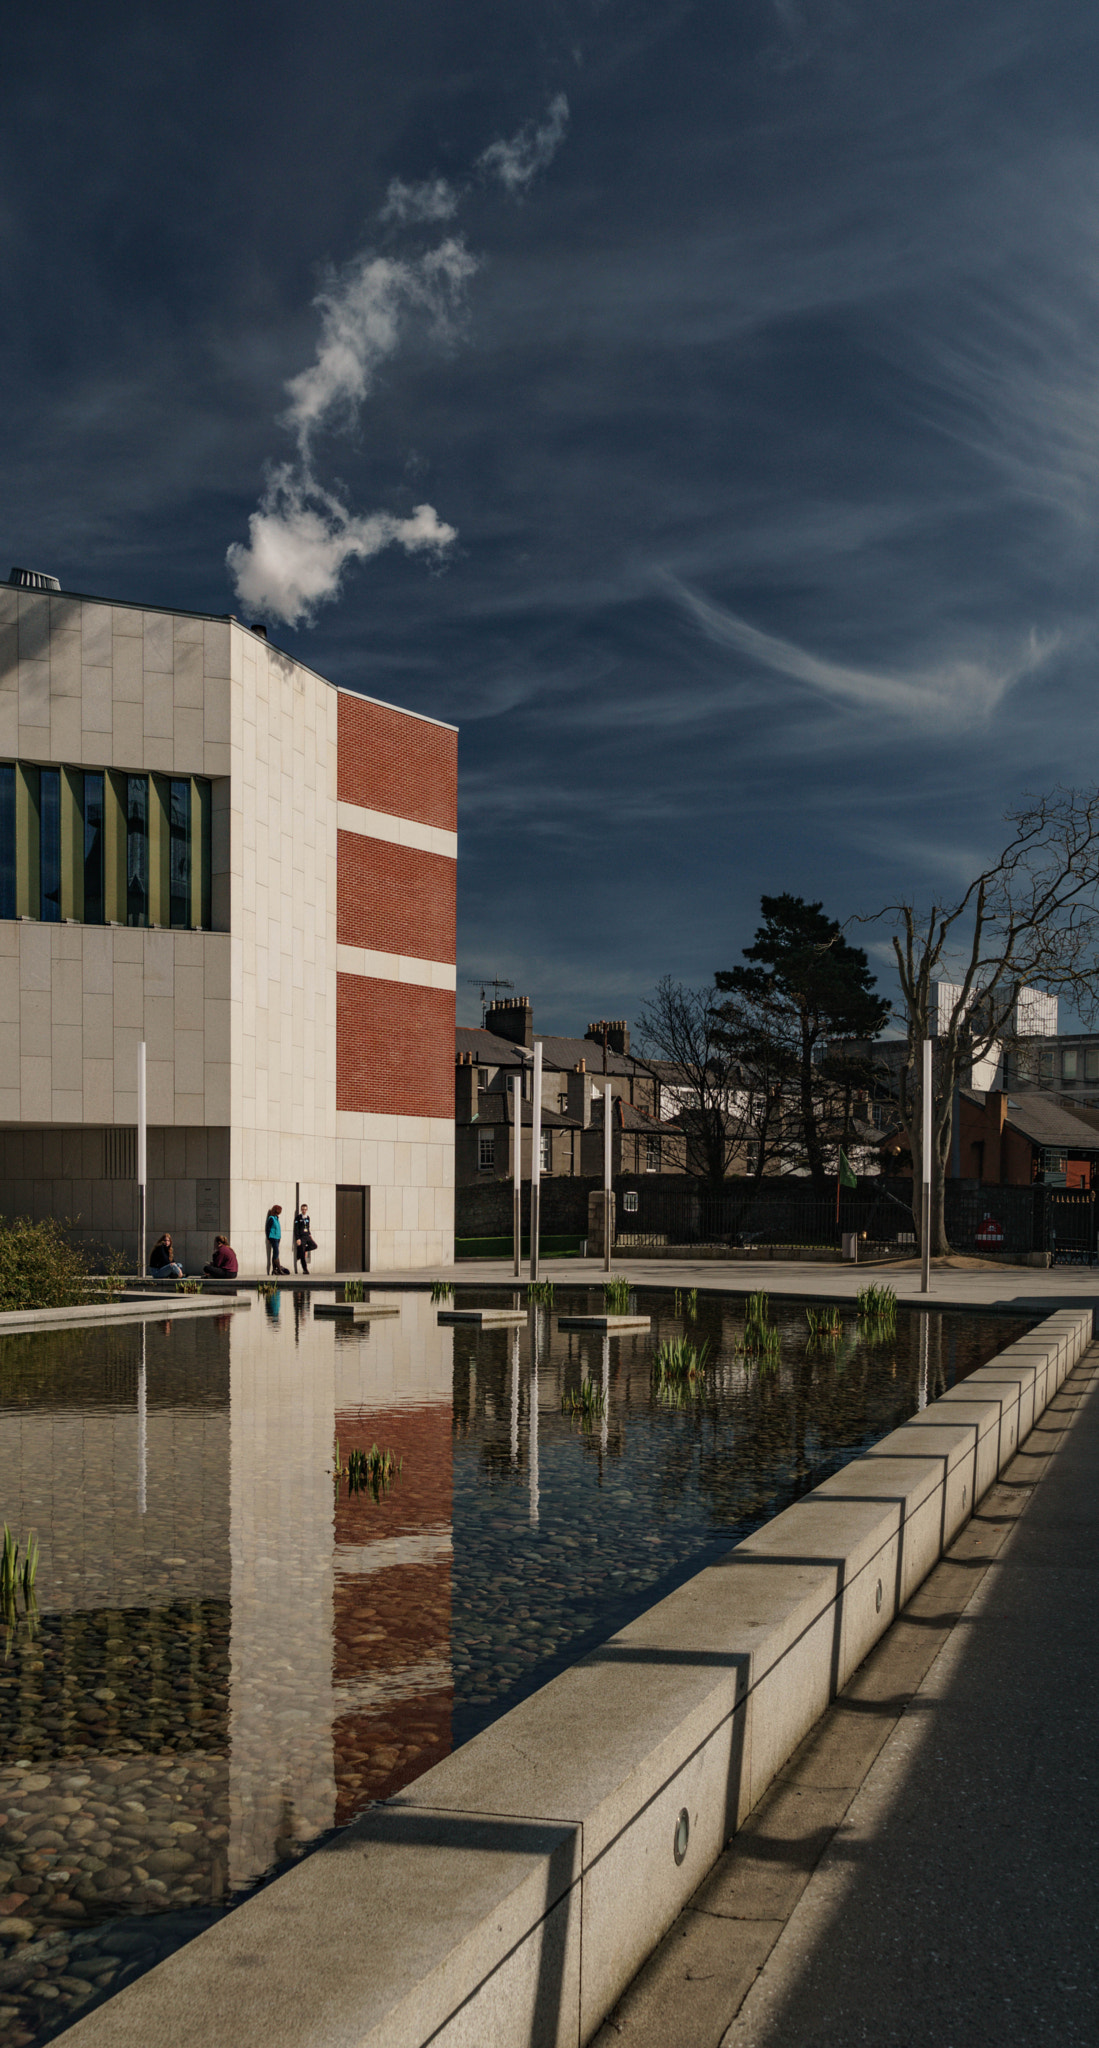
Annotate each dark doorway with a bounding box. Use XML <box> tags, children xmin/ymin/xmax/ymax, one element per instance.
<box><xmin>336</xmin><ymin>1185</ymin><xmax>369</xmax><ymax>1271</ymax></box>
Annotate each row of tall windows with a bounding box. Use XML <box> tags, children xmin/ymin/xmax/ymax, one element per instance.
<box><xmin>0</xmin><ymin>761</ymin><xmax>213</xmax><ymax>928</ymax></box>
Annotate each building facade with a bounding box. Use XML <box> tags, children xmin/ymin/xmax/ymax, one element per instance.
<box><xmin>0</xmin><ymin>572</ymin><xmax>455</xmax><ymax>1271</ymax></box>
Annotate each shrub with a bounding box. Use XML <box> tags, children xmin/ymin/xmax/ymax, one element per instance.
<box><xmin>0</xmin><ymin>1215</ymin><xmax>95</xmax><ymax>1313</ymax></box>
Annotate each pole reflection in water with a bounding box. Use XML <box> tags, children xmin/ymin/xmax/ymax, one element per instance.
<box><xmin>529</xmin><ymin>1309</ymin><xmax>540</xmax><ymax>1526</ymax></box>
<box><xmin>510</xmin><ymin>1324</ymin><xmax>520</xmax><ymax>1466</ymax></box>
<box><xmin>918</xmin><ymin>1313</ymin><xmax>929</xmax><ymax>1411</ymax></box>
<box><xmin>601</xmin><ymin>1333</ymin><xmax>610</xmax><ymax>1455</ymax></box>
<box><xmin>137</xmin><ymin>1320</ymin><xmax>147</xmax><ymax>1516</ymax></box>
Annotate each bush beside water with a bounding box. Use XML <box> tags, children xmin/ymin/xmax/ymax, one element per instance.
<box><xmin>0</xmin><ymin>1214</ymin><xmax>108</xmax><ymax>1313</ymax></box>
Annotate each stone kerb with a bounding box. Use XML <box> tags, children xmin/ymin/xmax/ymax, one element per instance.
<box><xmin>60</xmin><ymin>1307</ymin><xmax>1092</xmax><ymax>2048</ymax></box>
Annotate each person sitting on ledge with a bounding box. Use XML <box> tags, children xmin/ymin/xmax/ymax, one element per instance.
<box><xmin>203</xmin><ymin>1235</ymin><xmax>238</xmax><ymax>1279</ymax></box>
<box><xmin>149</xmin><ymin>1233</ymin><xmax>183</xmax><ymax>1279</ymax></box>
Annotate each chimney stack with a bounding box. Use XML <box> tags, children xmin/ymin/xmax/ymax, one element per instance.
<box><xmin>586</xmin><ymin>1018</ymin><xmax>630</xmax><ymax>1058</ymax></box>
<box><xmin>485</xmin><ymin>995</ymin><xmax>534</xmax><ymax>1049</ymax></box>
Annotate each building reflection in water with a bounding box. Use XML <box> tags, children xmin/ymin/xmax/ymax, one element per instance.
<box><xmin>226</xmin><ymin>1289</ymin><xmax>454</xmax><ymax>1886</ymax></box>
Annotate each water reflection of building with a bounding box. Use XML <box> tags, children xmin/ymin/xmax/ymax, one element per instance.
<box><xmin>330</xmin><ymin>1293</ymin><xmax>455</xmax><ymax>1819</ymax></box>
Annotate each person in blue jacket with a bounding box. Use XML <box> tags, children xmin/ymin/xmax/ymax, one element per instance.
<box><xmin>265</xmin><ymin>1205</ymin><xmax>287</xmax><ymax>1275</ymax></box>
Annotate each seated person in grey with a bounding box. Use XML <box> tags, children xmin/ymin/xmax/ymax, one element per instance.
<box><xmin>149</xmin><ymin>1233</ymin><xmax>183</xmax><ymax>1279</ymax></box>
<box><xmin>203</xmin><ymin>1235</ymin><xmax>238</xmax><ymax>1278</ymax></box>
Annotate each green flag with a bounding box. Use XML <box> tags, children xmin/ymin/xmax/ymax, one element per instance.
<box><xmin>838</xmin><ymin>1149</ymin><xmax>857</xmax><ymax>1189</ymax></box>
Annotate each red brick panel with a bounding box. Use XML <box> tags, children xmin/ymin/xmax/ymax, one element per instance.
<box><xmin>337</xmin><ymin>974</ymin><xmax>455</xmax><ymax>1118</ymax></box>
<box><xmin>337</xmin><ymin>693</ymin><xmax>457</xmax><ymax>831</ymax></box>
<box><xmin>337</xmin><ymin>832</ymin><xmax>456</xmax><ymax>963</ymax></box>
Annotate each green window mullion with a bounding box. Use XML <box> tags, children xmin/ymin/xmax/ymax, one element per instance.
<box><xmin>15</xmin><ymin>765</ymin><xmax>40</xmax><ymax>919</ymax></box>
<box><xmin>60</xmin><ymin>767</ymin><xmax>83</xmax><ymax>921</ymax></box>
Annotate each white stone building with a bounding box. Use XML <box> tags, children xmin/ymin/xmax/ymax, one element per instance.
<box><xmin>0</xmin><ymin>570</ymin><xmax>456</xmax><ymax>1272</ymax></box>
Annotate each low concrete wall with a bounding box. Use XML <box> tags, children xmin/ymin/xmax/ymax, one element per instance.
<box><xmin>61</xmin><ymin>1307</ymin><xmax>1092</xmax><ymax>2048</ymax></box>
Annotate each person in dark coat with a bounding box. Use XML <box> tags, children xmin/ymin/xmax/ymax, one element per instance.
<box><xmin>293</xmin><ymin>1202</ymin><xmax>316</xmax><ymax>1274</ymax></box>
<box><xmin>149</xmin><ymin>1233</ymin><xmax>183</xmax><ymax>1279</ymax></box>
<box><xmin>203</xmin><ymin>1236</ymin><xmax>238</xmax><ymax>1278</ymax></box>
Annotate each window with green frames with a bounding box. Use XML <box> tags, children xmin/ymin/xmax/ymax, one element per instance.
<box><xmin>0</xmin><ymin>758</ymin><xmax>215</xmax><ymax>928</ymax></box>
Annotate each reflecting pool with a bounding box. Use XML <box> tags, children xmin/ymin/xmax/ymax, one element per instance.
<box><xmin>0</xmin><ymin>1286</ymin><xmax>1034</xmax><ymax>2042</ymax></box>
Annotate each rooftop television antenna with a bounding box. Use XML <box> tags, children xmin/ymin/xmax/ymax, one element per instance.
<box><xmin>465</xmin><ymin>975</ymin><xmax>514</xmax><ymax>1026</ymax></box>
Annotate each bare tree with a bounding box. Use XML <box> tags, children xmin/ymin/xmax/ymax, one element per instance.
<box><xmin>635</xmin><ymin>978</ymin><xmax>784</xmax><ymax>1191</ymax></box>
<box><xmin>882</xmin><ymin>789</ymin><xmax>1099</xmax><ymax>1252</ymax></box>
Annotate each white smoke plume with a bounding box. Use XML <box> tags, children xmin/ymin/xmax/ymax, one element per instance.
<box><xmin>228</xmin><ymin>98</ymin><xmax>568</xmax><ymax>626</ymax></box>
<box><xmin>478</xmin><ymin>93</ymin><xmax>569</xmax><ymax>195</ymax></box>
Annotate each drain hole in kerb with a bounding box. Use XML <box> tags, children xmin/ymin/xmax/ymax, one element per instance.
<box><xmin>875</xmin><ymin>1578</ymin><xmax>883</xmax><ymax>1613</ymax></box>
<box><xmin>674</xmin><ymin>1809</ymin><xmax>690</xmax><ymax>1865</ymax></box>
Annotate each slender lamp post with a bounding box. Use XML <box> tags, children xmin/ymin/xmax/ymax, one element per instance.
<box><xmin>530</xmin><ymin>1041</ymin><xmax>543</xmax><ymax>1282</ymax></box>
<box><xmin>136</xmin><ymin>1040</ymin><xmax>147</xmax><ymax>1277</ymax></box>
<box><xmin>512</xmin><ymin>1072</ymin><xmax>523</xmax><ymax>1278</ymax></box>
<box><xmin>603</xmin><ymin>1081</ymin><xmax>613</xmax><ymax>1273</ymax></box>
<box><xmin>920</xmin><ymin>1036</ymin><xmax>932</xmax><ymax>1293</ymax></box>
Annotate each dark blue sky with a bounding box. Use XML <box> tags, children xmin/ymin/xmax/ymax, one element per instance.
<box><xmin>3</xmin><ymin>1</ymin><xmax>1097</xmax><ymax>1029</ymax></box>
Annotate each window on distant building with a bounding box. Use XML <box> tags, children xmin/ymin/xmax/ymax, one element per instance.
<box><xmin>83</xmin><ymin>772</ymin><xmax>104</xmax><ymax>925</ymax></box>
<box><xmin>645</xmin><ymin>1134</ymin><xmax>661</xmax><ymax>1172</ymax></box>
<box><xmin>540</xmin><ymin>1129</ymin><xmax>551</xmax><ymax>1173</ymax></box>
<box><xmin>1039</xmin><ymin>1050</ymin><xmax>1054</xmax><ymax>1083</ymax></box>
<box><xmin>126</xmin><ymin>775</ymin><xmax>149</xmax><ymax>927</ymax></box>
<box><xmin>39</xmin><ymin>767</ymin><xmax>61</xmax><ymax>922</ymax></box>
<box><xmin>169</xmin><ymin>779</ymin><xmax>192</xmax><ymax>927</ymax></box>
<box><xmin>1063</xmin><ymin>1048</ymin><xmax>1078</xmax><ymax>1082</ymax></box>
<box><xmin>477</xmin><ymin>1067</ymin><xmax>489</xmax><ymax>1089</ymax></box>
<box><xmin>478</xmin><ymin>1131</ymin><xmax>495</xmax><ymax>1171</ymax></box>
<box><xmin>0</xmin><ymin>758</ymin><xmax>214</xmax><ymax>927</ymax></box>
<box><xmin>1087</xmin><ymin>1049</ymin><xmax>1099</xmax><ymax>1084</ymax></box>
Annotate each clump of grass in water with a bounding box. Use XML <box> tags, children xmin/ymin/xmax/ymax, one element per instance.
<box><xmin>740</xmin><ymin>1291</ymin><xmax>780</xmax><ymax>1363</ymax></box>
<box><xmin>528</xmin><ymin>1280</ymin><xmax>555</xmax><ymax>1306</ymax></box>
<box><xmin>1</xmin><ymin>1526</ymin><xmax>38</xmax><ymax>1650</ymax></box>
<box><xmin>430</xmin><ymin>1280</ymin><xmax>453</xmax><ymax>1302</ymax></box>
<box><xmin>806</xmin><ymin>1305</ymin><xmax>844</xmax><ymax>1338</ymax></box>
<box><xmin>333</xmin><ymin>1440</ymin><xmax>403</xmax><ymax>1501</ymax></box>
<box><xmin>856</xmin><ymin>1283</ymin><xmax>898</xmax><ymax>1333</ymax></box>
<box><xmin>175</xmin><ymin>1277</ymin><xmax>203</xmax><ymax>1294</ymax></box>
<box><xmin>561</xmin><ymin>1378</ymin><xmax>606</xmax><ymax>1421</ymax></box>
<box><xmin>604</xmin><ymin>1277</ymin><xmax>631</xmax><ymax>1313</ymax></box>
<box><xmin>687</xmin><ymin>1288</ymin><xmax>698</xmax><ymax>1316</ymax></box>
<box><xmin>653</xmin><ymin>1335</ymin><xmax>711</xmax><ymax>1384</ymax></box>
<box><xmin>344</xmin><ymin>1279</ymin><xmax>367</xmax><ymax>1302</ymax></box>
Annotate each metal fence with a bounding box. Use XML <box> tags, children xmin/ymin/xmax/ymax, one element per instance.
<box><xmin>614</xmin><ymin>1182</ymin><xmax>917</xmax><ymax>1253</ymax></box>
<box><xmin>613</xmin><ymin>1179</ymin><xmax>1097</xmax><ymax>1263</ymax></box>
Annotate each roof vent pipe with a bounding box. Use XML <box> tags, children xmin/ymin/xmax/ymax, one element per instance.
<box><xmin>9</xmin><ymin>567</ymin><xmax>61</xmax><ymax>591</ymax></box>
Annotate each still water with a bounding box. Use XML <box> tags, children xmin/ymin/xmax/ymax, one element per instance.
<box><xmin>0</xmin><ymin>1285</ymin><xmax>1034</xmax><ymax>2042</ymax></box>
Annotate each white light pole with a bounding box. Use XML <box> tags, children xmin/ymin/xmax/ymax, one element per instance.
<box><xmin>603</xmin><ymin>1082</ymin><xmax>613</xmax><ymax>1273</ymax></box>
<box><xmin>920</xmin><ymin>1036</ymin><xmax>932</xmax><ymax>1293</ymax></box>
<box><xmin>137</xmin><ymin>1040</ymin><xmax>147</xmax><ymax>1277</ymax></box>
<box><xmin>137</xmin><ymin>1321</ymin><xmax>147</xmax><ymax>1516</ymax></box>
<box><xmin>512</xmin><ymin>1072</ymin><xmax>523</xmax><ymax>1279</ymax></box>
<box><xmin>530</xmin><ymin>1041</ymin><xmax>543</xmax><ymax>1283</ymax></box>
<box><xmin>529</xmin><ymin>1306</ymin><xmax>540</xmax><ymax>1527</ymax></box>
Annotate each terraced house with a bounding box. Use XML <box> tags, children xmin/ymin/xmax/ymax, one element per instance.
<box><xmin>0</xmin><ymin>567</ymin><xmax>456</xmax><ymax>1273</ymax></box>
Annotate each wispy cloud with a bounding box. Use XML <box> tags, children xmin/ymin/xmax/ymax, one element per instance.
<box><xmin>478</xmin><ymin>93</ymin><xmax>569</xmax><ymax>196</ymax></box>
<box><xmin>379</xmin><ymin>175</ymin><xmax>460</xmax><ymax>226</ymax></box>
<box><xmin>662</xmin><ymin>573</ymin><xmax>1058</xmax><ymax>733</ymax></box>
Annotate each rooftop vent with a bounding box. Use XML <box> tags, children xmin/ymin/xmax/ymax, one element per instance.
<box><xmin>9</xmin><ymin>567</ymin><xmax>61</xmax><ymax>591</ymax></box>
<box><xmin>251</xmin><ymin>623</ymin><xmax>268</xmax><ymax>639</ymax></box>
